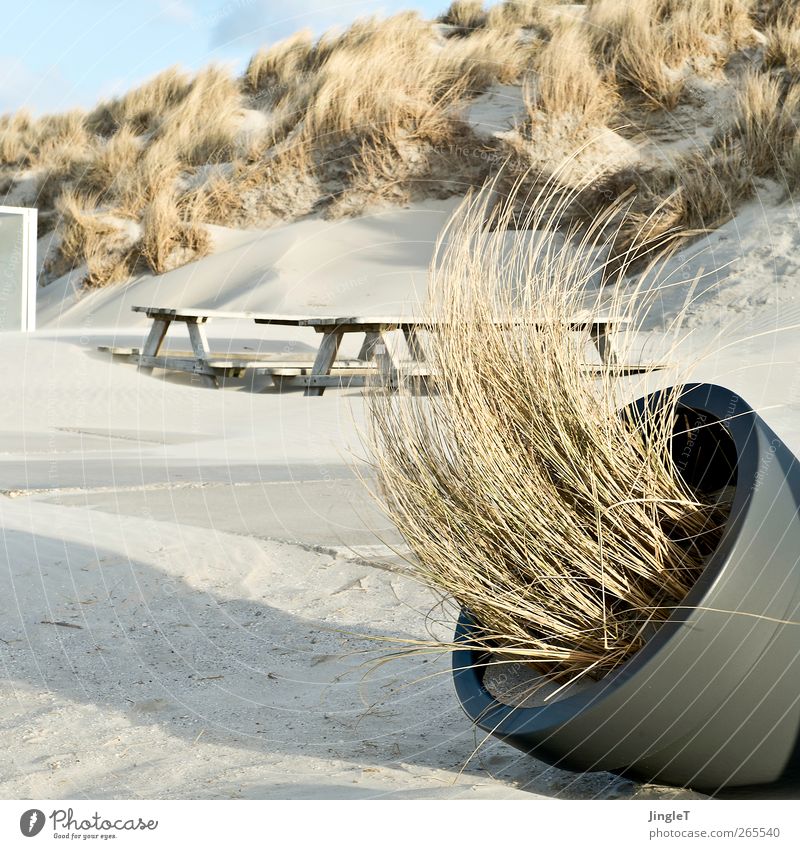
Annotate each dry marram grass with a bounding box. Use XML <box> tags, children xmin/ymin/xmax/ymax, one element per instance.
<box><xmin>52</xmin><ymin>192</ymin><xmax>138</xmax><ymax>287</ymax></box>
<box><xmin>528</xmin><ymin>22</ymin><xmax>618</xmax><ymax>127</ymax></box>
<box><xmin>365</xmin><ymin>180</ymin><xmax>729</xmax><ymax>682</ymax></box>
<box><xmin>140</xmin><ymin>190</ymin><xmax>210</xmax><ymax>274</ymax></box>
<box><xmin>3</xmin><ymin>2</ymin><xmax>799</xmax><ymax>289</ymax></box>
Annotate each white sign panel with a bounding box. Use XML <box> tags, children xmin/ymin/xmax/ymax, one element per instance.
<box><xmin>0</xmin><ymin>205</ymin><xmax>37</xmax><ymax>331</ymax></box>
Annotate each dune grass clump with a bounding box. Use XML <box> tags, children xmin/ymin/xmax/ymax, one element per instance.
<box><xmin>154</xmin><ymin>65</ymin><xmax>244</xmax><ymax>166</ymax></box>
<box><xmin>51</xmin><ymin>191</ymin><xmax>138</xmax><ymax>287</ymax></box>
<box><xmin>86</xmin><ymin>67</ymin><xmax>192</xmax><ymax>136</ymax></box>
<box><xmin>439</xmin><ymin>0</ymin><xmax>488</xmax><ymax>32</ymax></box>
<box><xmin>366</xmin><ymin>180</ymin><xmax>728</xmax><ymax>682</ymax></box>
<box><xmin>140</xmin><ymin>189</ymin><xmax>210</xmax><ymax>274</ymax></box>
<box><xmin>487</xmin><ymin>1</ymin><xmax>559</xmax><ymax>30</ymax></box>
<box><xmin>764</xmin><ymin>7</ymin><xmax>800</xmax><ymax>74</ymax></box>
<box><xmin>727</xmin><ymin>70</ymin><xmax>800</xmax><ymax>178</ymax></box>
<box><xmin>588</xmin><ymin>0</ymin><xmax>687</xmax><ymax>109</ymax></box>
<box><xmin>528</xmin><ymin>22</ymin><xmax>619</xmax><ymax>128</ymax></box>
<box><xmin>244</xmin><ymin>30</ymin><xmax>316</xmax><ymax>99</ymax></box>
<box><xmin>74</xmin><ymin>126</ymin><xmax>141</xmax><ymax>200</ymax></box>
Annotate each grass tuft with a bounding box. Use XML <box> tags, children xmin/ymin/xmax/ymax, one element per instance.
<box><xmin>439</xmin><ymin>0</ymin><xmax>488</xmax><ymax>31</ymax></box>
<box><xmin>365</xmin><ymin>178</ymin><xmax>729</xmax><ymax>681</ymax></box>
<box><xmin>140</xmin><ymin>189</ymin><xmax>211</xmax><ymax>274</ymax></box>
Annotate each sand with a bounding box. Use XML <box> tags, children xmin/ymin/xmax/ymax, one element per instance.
<box><xmin>1</xmin><ymin>184</ymin><xmax>799</xmax><ymax>799</ymax></box>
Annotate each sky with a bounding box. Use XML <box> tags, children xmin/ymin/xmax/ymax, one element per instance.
<box><xmin>0</xmin><ymin>0</ymin><xmax>454</xmax><ymax>116</ymax></box>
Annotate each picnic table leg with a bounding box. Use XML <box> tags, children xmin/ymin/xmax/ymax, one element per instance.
<box><xmin>374</xmin><ymin>333</ymin><xmax>399</xmax><ymax>391</ymax></box>
<box><xmin>357</xmin><ymin>331</ymin><xmax>381</xmax><ymax>361</ymax></box>
<box><xmin>138</xmin><ymin>318</ymin><xmax>170</xmax><ymax>376</ymax></box>
<box><xmin>187</xmin><ymin>319</ymin><xmax>218</xmax><ymax>389</ymax></box>
<box><xmin>590</xmin><ymin>322</ymin><xmax>619</xmax><ymax>368</ymax></box>
<box><xmin>305</xmin><ymin>330</ymin><xmax>343</xmax><ymax>397</ymax></box>
<box><xmin>403</xmin><ymin>327</ymin><xmax>427</xmax><ymax>362</ymax></box>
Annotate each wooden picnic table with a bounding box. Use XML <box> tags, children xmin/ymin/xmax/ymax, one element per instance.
<box><xmin>131</xmin><ymin>306</ymin><xmax>325</xmax><ymax>390</ymax></box>
<box><xmin>125</xmin><ymin>306</ymin><xmax>632</xmax><ymax>396</ymax></box>
<box><xmin>271</xmin><ymin>314</ymin><xmax>629</xmax><ymax>395</ymax></box>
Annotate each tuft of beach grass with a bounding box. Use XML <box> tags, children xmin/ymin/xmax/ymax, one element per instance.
<box><xmin>364</xmin><ymin>175</ymin><xmax>730</xmax><ymax>684</ymax></box>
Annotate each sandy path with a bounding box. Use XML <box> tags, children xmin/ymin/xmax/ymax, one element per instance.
<box><xmin>0</xmin><ymin>330</ymin><xmax>716</xmax><ymax>800</ymax></box>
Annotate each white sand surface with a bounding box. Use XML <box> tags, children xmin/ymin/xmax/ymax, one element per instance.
<box><xmin>38</xmin><ymin>199</ymin><xmax>460</xmax><ymax>330</ymax></box>
<box><xmin>2</xmin><ymin>193</ymin><xmax>800</xmax><ymax>799</ymax></box>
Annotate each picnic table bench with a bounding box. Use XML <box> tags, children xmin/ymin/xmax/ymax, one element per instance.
<box><xmin>101</xmin><ymin>306</ymin><xmax>643</xmax><ymax>396</ymax></box>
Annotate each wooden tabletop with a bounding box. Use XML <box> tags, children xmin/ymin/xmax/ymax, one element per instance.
<box><xmin>132</xmin><ymin>306</ymin><xmax>308</xmax><ymax>326</ymax></box>
<box><xmin>295</xmin><ymin>315</ymin><xmax>630</xmax><ymax>330</ymax></box>
<box><xmin>133</xmin><ymin>306</ymin><xmax>629</xmax><ymax>330</ymax></box>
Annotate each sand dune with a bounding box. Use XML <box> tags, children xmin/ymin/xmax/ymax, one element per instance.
<box><xmin>1</xmin><ymin>173</ymin><xmax>799</xmax><ymax>798</ymax></box>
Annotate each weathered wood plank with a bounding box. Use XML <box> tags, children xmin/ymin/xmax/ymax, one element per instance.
<box><xmin>304</xmin><ymin>330</ymin><xmax>344</xmax><ymax>397</ymax></box>
<box><xmin>137</xmin><ymin>355</ymin><xmax>242</xmax><ymax>376</ymax></box>
<box><xmin>301</xmin><ymin>315</ymin><xmax>630</xmax><ymax>330</ymax></box>
<box><xmin>133</xmin><ymin>306</ymin><xmax>307</xmax><ymax>325</ymax></box>
<box><xmin>186</xmin><ymin>320</ymin><xmax>217</xmax><ymax>388</ymax></box>
<box><xmin>97</xmin><ymin>346</ymin><xmax>141</xmax><ymax>356</ymax></box>
<box><xmin>138</xmin><ymin>318</ymin><xmax>170</xmax><ymax>376</ymax></box>
<box><xmin>356</xmin><ymin>331</ymin><xmax>382</xmax><ymax>361</ymax></box>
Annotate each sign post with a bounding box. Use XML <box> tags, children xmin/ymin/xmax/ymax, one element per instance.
<box><xmin>0</xmin><ymin>205</ymin><xmax>37</xmax><ymax>331</ymax></box>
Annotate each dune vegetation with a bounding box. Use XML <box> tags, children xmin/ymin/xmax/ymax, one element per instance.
<box><xmin>365</xmin><ymin>178</ymin><xmax>731</xmax><ymax>683</ymax></box>
<box><xmin>0</xmin><ymin>0</ymin><xmax>799</xmax><ymax>288</ymax></box>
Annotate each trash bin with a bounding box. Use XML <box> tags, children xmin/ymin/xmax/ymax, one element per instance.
<box><xmin>452</xmin><ymin>383</ymin><xmax>800</xmax><ymax>791</ymax></box>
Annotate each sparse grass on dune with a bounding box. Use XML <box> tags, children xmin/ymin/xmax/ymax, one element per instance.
<box><xmin>268</xmin><ymin>13</ymin><xmax>530</xmax><ymax>212</ymax></box>
<box><xmin>439</xmin><ymin>0</ymin><xmax>488</xmax><ymax>31</ymax></box>
<box><xmin>140</xmin><ymin>189</ymin><xmax>210</xmax><ymax>274</ymax></box>
<box><xmin>365</xmin><ymin>180</ymin><xmax>728</xmax><ymax>681</ymax></box>
<box><xmin>51</xmin><ymin>191</ymin><xmax>138</xmax><ymax>287</ymax></box>
<box><xmin>764</xmin><ymin>7</ymin><xmax>800</xmax><ymax>74</ymax></box>
<box><xmin>528</xmin><ymin>22</ymin><xmax>618</xmax><ymax>127</ymax></box>
<box><xmin>2</xmin><ymin>1</ymin><xmax>800</xmax><ymax>289</ymax></box>
<box><xmin>727</xmin><ymin>70</ymin><xmax>800</xmax><ymax>178</ymax></box>
<box><xmin>572</xmin><ymin>139</ymin><xmax>753</xmax><ymax>279</ymax></box>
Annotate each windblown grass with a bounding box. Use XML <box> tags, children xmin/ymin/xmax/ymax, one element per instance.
<box><xmin>86</xmin><ymin>67</ymin><xmax>192</xmax><ymax>136</ymax></box>
<box><xmin>51</xmin><ymin>191</ymin><xmax>138</xmax><ymax>287</ymax></box>
<box><xmin>487</xmin><ymin>0</ymin><xmax>559</xmax><ymax>29</ymax></box>
<box><xmin>365</xmin><ymin>179</ymin><xmax>729</xmax><ymax>682</ymax></box>
<box><xmin>588</xmin><ymin>0</ymin><xmax>687</xmax><ymax>109</ymax></box>
<box><xmin>439</xmin><ymin>0</ymin><xmax>488</xmax><ymax>31</ymax></box>
<box><xmin>528</xmin><ymin>22</ymin><xmax>618</xmax><ymax>127</ymax></box>
<box><xmin>727</xmin><ymin>70</ymin><xmax>800</xmax><ymax>178</ymax></box>
<box><xmin>764</xmin><ymin>7</ymin><xmax>800</xmax><ymax>74</ymax></box>
<box><xmin>578</xmin><ymin>141</ymin><xmax>754</xmax><ymax>278</ymax></box>
<box><xmin>244</xmin><ymin>30</ymin><xmax>315</xmax><ymax>98</ymax></box>
<box><xmin>140</xmin><ymin>189</ymin><xmax>210</xmax><ymax>274</ymax></box>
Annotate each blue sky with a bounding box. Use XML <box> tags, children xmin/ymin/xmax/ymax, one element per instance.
<box><xmin>0</xmin><ymin>0</ymin><xmax>455</xmax><ymax>116</ymax></box>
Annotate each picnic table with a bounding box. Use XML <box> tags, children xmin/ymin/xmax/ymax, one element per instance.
<box><xmin>123</xmin><ymin>306</ymin><xmax>370</xmax><ymax>394</ymax></box>
<box><xmin>100</xmin><ymin>306</ymin><xmax>637</xmax><ymax>396</ymax></box>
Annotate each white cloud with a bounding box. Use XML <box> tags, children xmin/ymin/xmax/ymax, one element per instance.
<box><xmin>209</xmin><ymin>0</ymin><xmax>408</xmax><ymax>48</ymax></box>
<box><xmin>0</xmin><ymin>58</ymin><xmax>73</xmax><ymax>116</ymax></box>
<box><xmin>159</xmin><ymin>0</ymin><xmax>197</xmax><ymax>24</ymax></box>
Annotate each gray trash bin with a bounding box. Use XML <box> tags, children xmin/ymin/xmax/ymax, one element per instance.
<box><xmin>452</xmin><ymin>383</ymin><xmax>800</xmax><ymax>791</ymax></box>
